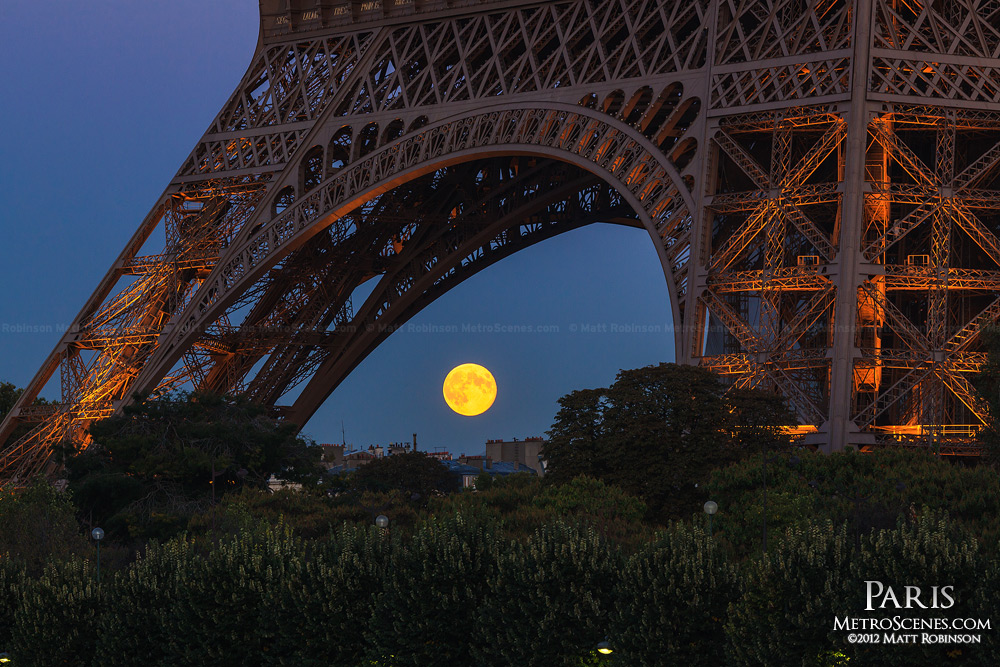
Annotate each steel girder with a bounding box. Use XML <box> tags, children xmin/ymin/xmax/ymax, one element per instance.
<box><xmin>10</xmin><ymin>0</ymin><xmax>1000</xmax><ymax>481</ymax></box>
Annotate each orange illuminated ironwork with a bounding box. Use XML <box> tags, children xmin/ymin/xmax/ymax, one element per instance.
<box><xmin>6</xmin><ymin>0</ymin><xmax>1000</xmax><ymax>484</ymax></box>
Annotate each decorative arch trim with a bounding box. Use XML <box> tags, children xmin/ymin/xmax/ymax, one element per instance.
<box><xmin>130</xmin><ymin>103</ymin><xmax>693</xmax><ymax>397</ymax></box>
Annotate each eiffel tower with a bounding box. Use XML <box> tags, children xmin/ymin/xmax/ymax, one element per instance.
<box><xmin>4</xmin><ymin>0</ymin><xmax>1000</xmax><ymax>483</ymax></box>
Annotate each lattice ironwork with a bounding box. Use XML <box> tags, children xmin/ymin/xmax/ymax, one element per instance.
<box><xmin>9</xmin><ymin>0</ymin><xmax>1000</xmax><ymax>482</ymax></box>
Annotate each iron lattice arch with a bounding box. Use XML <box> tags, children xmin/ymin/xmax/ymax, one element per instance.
<box><xmin>6</xmin><ymin>0</ymin><xmax>1000</xmax><ymax>482</ymax></box>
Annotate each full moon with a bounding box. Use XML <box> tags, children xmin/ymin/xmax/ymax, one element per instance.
<box><xmin>443</xmin><ymin>363</ymin><xmax>497</xmax><ymax>416</ymax></box>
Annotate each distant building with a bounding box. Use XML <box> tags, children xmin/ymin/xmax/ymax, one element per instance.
<box><xmin>426</xmin><ymin>448</ymin><xmax>452</xmax><ymax>462</ymax></box>
<box><xmin>386</xmin><ymin>442</ymin><xmax>411</xmax><ymax>457</ymax></box>
<box><xmin>447</xmin><ymin>456</ymin><xmax>536</xmax><ymax>488</ymax></box>
<box><xmin>457</xmin><ymin>454</ymin><xmax>492</xmax><ymax>471</ymax></box>
<box><xmin>485</xmin><ymin>436</ymin><xmax>546</xmax><ymax>476</ymax></box>
<box><xmin>323</xmin><ymin>433</ymin><xmax>433</xmax><ymax>476</ymax></box>
<box><xmin>343</xmin><ymin>450</ymin><xmax>375</xmax><ymax>470</ymax></box>
<box><xmin>375</xmin><ymin>433</ymin><xmax>419</xmax><ymax>458</ymax></box>
<box><xmin>444</xmin><ymin>461</ymin><xmax>483</xmax><ymax>488</ymax></box>
<box><xmin>320</xmin><ymin>444</ymin><xmax>345</xmax><ymax>468</ymax></box>
<box><xmin>267</xmin><ymin>474</ymin><xmax>302</xmax><ymax>492</ymax></box>
<box><xmin>486</xmin><ymin>461</ymin><xmax>538</xmax><ymax>477</ymax></box>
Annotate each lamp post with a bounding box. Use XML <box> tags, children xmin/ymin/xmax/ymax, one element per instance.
<box><xmin>703</xmin><ymin>500</ymin><xmax>718</xmax><ymax>537</ymax></box>
<box><xmin>375</xmin><ymin>514</ymin><xmax>389</xmax><ymax>529</ymax></box>
<box><xmin>596</xmin><ymin>639</ymin><xmax>613</xmax><ymax>656</ymax></box>
<box><xmin>91</xmin><ymin>527</ymin><xmax>104</xmax><ymax>583</ymax></box>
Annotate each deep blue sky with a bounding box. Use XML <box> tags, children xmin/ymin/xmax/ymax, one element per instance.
<box><xmin>0</xmin><ymin>1</ymin><xmax>674</xmax><ymax>455</ymax></box>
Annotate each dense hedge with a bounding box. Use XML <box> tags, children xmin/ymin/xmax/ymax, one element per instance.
<box><xmin>2</xmin><ymin>511</ymin><xmax>998</xmax><ymax>666</ymax></box>
<box><xmin>705</xmin><ymin>449</ymin><xmax>1000</xmax><ymax>556</ymax></box>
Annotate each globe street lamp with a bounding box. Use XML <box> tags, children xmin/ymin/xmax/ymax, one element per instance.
<box><xmin>91</xmin><ymin>527</ymin><xmax>105</xmax><ymax>583</ymax></box>
<box><xmin>703</xmin><ymin>500</ymin><xmax>718</xmax><ymax>537</ymax></box>
<box><xmin>375</xmin><ymin>514</ymin><xmax>389</xmax><ymax>529</ymax></box>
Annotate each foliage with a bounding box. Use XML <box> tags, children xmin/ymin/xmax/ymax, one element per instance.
<box><xmin>705</xmin><ymin>449</ymin><xmax>1000</xmax><ymax>556</ymax></box>
<box><xmin>427</xmin><ymin>474</ymin><xmax>649</xmax><ymax>544</ymax></box>
<box><xmin>101</xmin><ymin>523</ymin><xmax>300</xmax><ymax>664</ymax></box>
<box><xmin>0</xmin><ymin>380</ymin><xmax>50</xmax><ymax>446</ymax></box>
<box><xmin>0</xmin><ymin>381</ymin><xmax>21</xmax><ymax>418</ymax></box>
<box><xmin>0</xmin><ymin>478</ymin><xmax>89</xmax><ymax>574</ymax></box>
<box><xmin>0</xmin><ymin>557</ymin><xmax>25</xmax><ymax>653</ymax></box>
<box><xmin>725</xmin><ymin>521</ymin><xmax>855</xmax><ymax>666</ymax></box>
<box><xmin>6</xmin><ymin>366</ymin><xmax>1000</xmax><ymax>665</ymax></box>
<box><xmin>532</xmin><ymin>475</ymin><xmax>648</xmax><ymax>543</ymax></box>
<box><xmin>474</xmin><ymin>470</ymin><xmax>494</xmax><ymax>491</ymax></box>
<box><xmin>347</xmin><ymin>450</ymin><xmax>459</xmax><ymax>502</ymax></box>
<box><xmin>427</xmin><ymin>473</ymin><xmax>551</xmax><ymax>540</ymax></box>
<box><xmin>182</xmin><ymin>473</ymin><xmax>645</xmax><ymax>545</ymax></box>
<box><xmin>367</xmin><ymin>512</ymin><xmax>501</xmax><ymax>666</ymax></box>
<box><xmin>429</xmin><ymin>472</ymin><xmax>542</xmax><ymax>513</ymax></box>
<box><xmin>189</xmin><ymin>486</ymin><xmax>422</xmax><ymax>541</ymax></box>
<box><xmin>3</xmin><ymin>508</ymin><xmax>1000</xmax><ymax>665</ymax></box>
<box><xmin>285</xmin><ymin>523</ymin><xmax>396</xmax><ymax>666</ymax></box>
<box><xmin>611</xmin><ymin>522</ymin><xmax>737</xmax><ymax>666</ymax></box>
<box><xmin>726</xmin><ymin>386</ymin><xmax>797</xmax><ymax>454</ymax></box>
<box><xmin>93</xmin><ymin>537</ymin><xmax>199</xmax><ymax>665</ymax></box>
<box><xmin>473</xmin><ymin>521</ymin><xmax>621</xmax><ymax>666</ymax></box>
<box><xmin>543</xmin><ymin>363</ymin><xmax>792</xmax><ymax>519</ymax></box>
<box><xmin>64</xmin><ymin>391</ymin><xmax>323</xmax><ymax>540</ymax></box>
<box><xmin>10</xmin><ymin>559</ymin><xmax>104</xmax><ymax>664</ymax></box>
<box><xmin>158</xmin><ymin>525</ymin><xmax>303</xmax><ymax>664</ymax></box>
<box><xmin>848</xmin><ymin>510</ymin><xmax>995</xmax><ymax>666</ymax></box>
<box><xmin>90</xmin><ymin>522</ymin><xmax>397</xmax><ymax>667</ymax></box>
<box><xmin>189</xmin><ymin>486</ymin><xmax>337</xmax><ymax>539</ymax></box>
<box><xmin>534</xmin><ymin>475</ymin><xmax>645</xmax><ymax>522</ymax></box>
<box><xmin>726</xmin><ymin>513</ymin><xmax>1000</xmax><ymax>666</ymax></box>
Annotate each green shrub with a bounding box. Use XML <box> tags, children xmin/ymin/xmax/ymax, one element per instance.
<box><xmin>474</xmin><ymin>521</ymin><xmax>621</xmax><ymax>666</ymax></box>
<box><xmin>0</xmin><ymin>557</ymin><xmax>25</xmax><ymax>652</ymax></box>
<box><xmin>612</xmin><ymin>522</ymin><xmax>736</xmax><ymax>666</ymax></box>
<box><xmin>705</xmin><ymin>449</ymin><xmax>1000</xmax><ymax>556</ymax></box>
<box><xmin>275</xmin><ymin>523</ymin><xmax>395</xmax><ymax>666</ymax></box>
<box><xmin>367</xmin><ymin>512</ymin><xmax>501</xmax><ymax>666</ymax></box>
<box><xmin>847</xmin><ymin>510</ymin><xmax>999</xmax><ymax>666</ymax></box>
<box><xmin>724</xmin><ymin>521</ymin><xmax>854</xmax><ymax>666</ymax></box>
<box><xmin>11</xmin><ymin>559</ymin><xmax>103</xmax><ymax>664</ymax></box>
<box><xmin>93</xmin><ymin>537</ymin><xmax>197</xmax><ymax>666</ymax></box>
<box><xmin>725</xmin><ymin>512</ymin><xmax>1000</xmax><ymax>666</ymax></box>
<box><xmin>0</xmin><ymin>478</ymin><xmax>88</xmax><ymax>573</ymax></box>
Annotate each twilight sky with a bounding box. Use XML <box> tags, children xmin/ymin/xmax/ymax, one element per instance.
<box><xmin>0</xmin><ymin>0</ymin><xmax>674</xmax><ymax>455</ymax></box>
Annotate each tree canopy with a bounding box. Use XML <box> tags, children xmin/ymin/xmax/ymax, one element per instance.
<box><xmin>347</xmin><ymin>451</ymin><xmax>459</xmax><ymax>502</ymax></box>
<box><xmin>0</xmin><ymin>380</ymin><xmax>22</xmax><ymax>416</ymax></box>
<box><xmin>0</xmin><ymin>380</ymin><xmax>50</xmax><ymax>446</ymax></box>
<box><xmin>0</xmin><ymin>478</ymin><xmax>88</xmax><ymax>574</ymax></box>
<box><xmin>706</xmin><ymin>448</ymin><xmax>1000</xmax><ymax>556</ymax></box>
<box><xmin>542</xmin><ymin>363</ymin><xmax>793</xmax><ymax>518</ymax></box>
<box><xmin>64</xmin><ymin>391</ymin><xmax>322</xmax><ymax>539</ymax></box>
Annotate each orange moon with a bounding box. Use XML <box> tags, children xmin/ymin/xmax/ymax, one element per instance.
<box><xmin>443</xmin><ymin>364</ymin><xmax>497</xmax><ymax>416</ymax></box>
